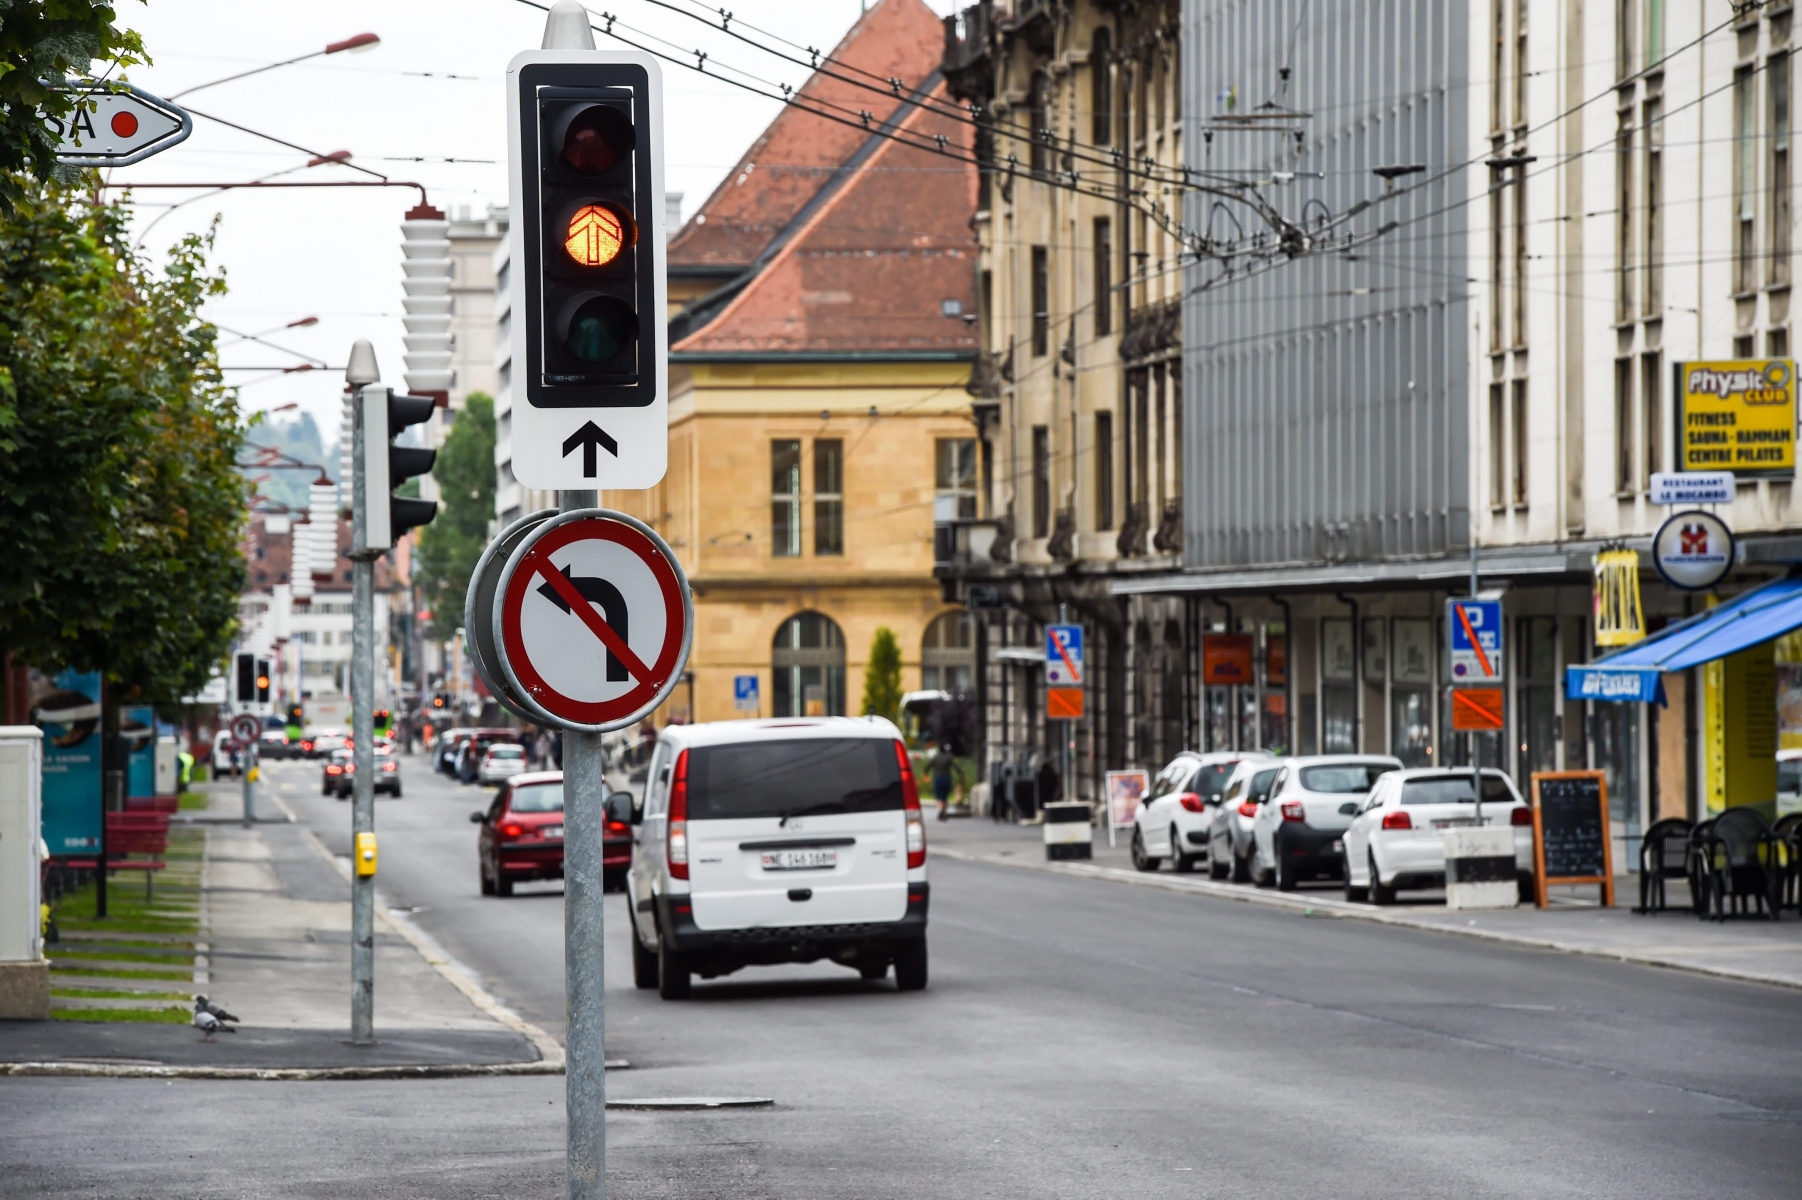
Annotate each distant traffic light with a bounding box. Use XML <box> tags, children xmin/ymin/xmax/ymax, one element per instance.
<box><xmin>235</xmin><ymin>652</ymin><xmax>256</xmax><ymax>705</ymax></box>
<box><xmin>357</xmin><ymin>386</ymin><xmax>439</xmax><ymax>550</ymax></box>
<box><xmin>255</xmin><ymin>658</ymin><xmax>272</xmax><ymax>705</ymax></box>
<box><xmin>516</xmin><ymin>60</ymin><xmax>658</xmax><ymax>408</ymax></box>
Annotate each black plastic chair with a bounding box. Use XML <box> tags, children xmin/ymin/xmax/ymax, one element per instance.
<box><xmin>1697</xmin><ymin>807</ymin><xmax>1781</xmax><ymax>921</ymax></box>
<box><xmin>1635</xmin><ymin>817</ymin><xmax>1694</xmax><ymax>913</ymax></box>
<box><xmin>1686</xmin><ymin>819</ymin><xmax>1716</xmax><ymax>917</ymax></box>
<box><xmin>1774</xmin><ymin>813</ymin><xmax>1802</xmax><ymax>911</ymax></box>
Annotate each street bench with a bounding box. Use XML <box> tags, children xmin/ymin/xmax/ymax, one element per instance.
<box><xmin>103</xmin><ymin>812</ymin><xmax>171</xmax><ymax>899</ymax></box>
<box><xmin>125</xmin><ymin>794</ymin><xmax>179</xmax><ymax>814</ymax></box>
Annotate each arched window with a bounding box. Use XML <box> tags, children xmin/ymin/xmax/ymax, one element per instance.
<box><xmin>1090</xmin><ymin>27</ymin><xmax>1112</xmax><ymax>146</ymax></box>
<box><xmin>772</xmin><ymin>612</ymin><xmax>846</xmax><ymax>717</ymax></box>
<box><xmin>921</xmin><ymin>611</ymin><xmax>976</xmax><ymax>695</ymax></box>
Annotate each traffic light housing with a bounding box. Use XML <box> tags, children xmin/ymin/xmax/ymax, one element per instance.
<box><xmin>235</xmin><ymin>653</ymin><xmax>256</xmax><ymax>705</ymax></box>
<box><xmin>255</xmin><ymin>658</ymin><xmax>272</xmax><ymax>705</ymax></box>
<box><xmin>515</xmin><ymin>60</ymin><xmax>660</xmax><ymax>408</ymax></box>
<box><xmin>358</xmin><ymin>386</ymin><xmax>439</xmax><ymax>550</ymax></box>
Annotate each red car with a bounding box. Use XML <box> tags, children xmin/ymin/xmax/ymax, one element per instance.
<box><xmin>471</xmin><ymin>771</ymin><xmax>632</xmax><ymax>896</ymax></box>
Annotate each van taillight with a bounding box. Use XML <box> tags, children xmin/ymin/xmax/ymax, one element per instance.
<box><xmin>667</xmin><ymin>748</ymin><xmax>689</xmax><ymax>880</ymax></box>
<box><xmin>895</xmin><ymin>741</ymin><xmax>925</xmax><ymax>868</ymax></box>
<box><xmin>1177</xmin><ymin>793</ymin><xmax>1204</xmax><ymax>813</ymax></box>
<box><xmin>1381</xmin><ymin>811</ymin><xmax>1412</xmax><ymax>831</ymax></box>
<box><xmin>1511</xmin><ymin>805</ymin><xmax>1534</xmax><ymax>827</ymax></box>
<box><xmin>1280</xmin><ymin>801</ymin><xmax>1306</xmax><ymax>822</ymax></box>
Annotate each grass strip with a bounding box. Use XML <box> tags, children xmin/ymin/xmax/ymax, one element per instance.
<box><xmin>49</xmin><ymin>964</ymin><xmax>192</xmax><ymax>981</ymax></box>
<box><xmin>50</xmin><ymin>948</ymin><xmax>193</xmax><ymax>964</ymax></box>
<box><xmin>51</xmin><ymin>987</ymin><xmax>192</xmax><ymax>1001</ymax></box>
<box><xmin>51</xmin><ymin>1007</ymin><xmax>191</xmax><ymax>1024</ymax></box>
<box><xmin>178</xmin><ymin>791</ymin><xmax>208</xmax><ymax>811</ymax></box>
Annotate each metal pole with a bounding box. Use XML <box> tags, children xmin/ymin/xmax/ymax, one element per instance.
<box><xmin>1058</xmin><ymin>603</ymin><xmax>1072</xmax><ymax>807</ymax></box>
<box><xmin>241</xmin><ymin>737</ymin><xmax>256</xmax><ymax>827</ymax></box>
<box><xmin>350</xmin><ymin>384</ymin><xmax>378</xmax><ymax>1046</ymax></box>
<box><xmin>1470</xmin><ymin>543</ymin><xmax>1482</xmax><ymax>825</ymax></box>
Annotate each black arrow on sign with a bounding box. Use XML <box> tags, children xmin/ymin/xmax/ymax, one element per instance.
<box><xmin>536</xmin><ymin>565</ymin><xmax>631</xmax><ymax>682</ymax></box>
<box><xmin>561</xmin><ymin>421</ymin><xmax>618</xmax><ymax>478</ymax></box>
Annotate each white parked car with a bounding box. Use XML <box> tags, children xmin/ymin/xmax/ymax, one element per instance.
<box><xmin>625</xmin><ymin>717</ymin><xmax>928</xmax><ymax>1000</ymax></box>
<box><xmin>1204</xmin><ymin>758</ymin><xmax>1288</xmax><ymax>881</ymax></box>
<box><xmin>477</xmin><ymin>743</ymin><xmax>528</xmax><ymax>786</ymax></box>
<box><xmin>1249</xmin><ymin>756</ymin><xmax>1402</xmax><ymax>890</ymax></box>
<box><xmin>309</xmin><ymin>728</ymin><xmax>349</xmax><ymax>757</ymax></box>
<box><xmin>1130</xmin><ymin>751</ymin><xmax>1272</xmax><ymax>873</ymax></box>
<box><xmin>1341</xmin><ymin>768</ymin><xmax>1535</xmax><ymax>904</ymax></box>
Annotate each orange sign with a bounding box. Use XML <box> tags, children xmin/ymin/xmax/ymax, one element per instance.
<box><xmin>1450</xmin><ymin>687</ymin><xmax>1505</xmax><ymax>731</ymax></box>
<box><xmin>1202</xmin><ymin>634</ymin><xmax>1254</xmax><ymax>685</ymax></box>
<box><xmin>1266</xmin><ymin>635</ymin><xmax>1287</xmax><ymax>686</ymax></box>
<box><xmin>1047</xmin><ymin>687</ymin><xmax>1085</xmax><ymax>720</ymax></box>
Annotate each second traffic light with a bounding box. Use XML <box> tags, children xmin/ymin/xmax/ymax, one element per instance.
<box><xmin>357</xmin><ymin>386</ymin><xmax>439</xmax><ymax>551</ymax></box>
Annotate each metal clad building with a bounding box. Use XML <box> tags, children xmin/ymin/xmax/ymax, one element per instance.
<box><xmin>1181</xmin><ymin>0</ymin><xmax>1470</xmax><ymax>570</ymax></box>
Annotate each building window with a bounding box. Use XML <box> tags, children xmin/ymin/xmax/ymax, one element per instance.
<box><xmin>1030</xmin><ymin>245</ymin><xmax>1049</xmax><ymax>356</ymax></box>
<box><xmin>772</xmin><ymin>612</ymin><xmax>845</xmax><ymax>717</ymax></box>
<box><xmin>1735</xmin><ymin>64</ymin><xmax>1758</xmax><ymax>295</ymax></box>
<box><xmin>1513</xmin><ymin>0</ymin><xmax>1527</xmax><ymax>127</ymax></box>
<box><xmin>1640</xmin><ymin>351</ymin><xmax>1662</xmax><ymax>486</ymax></box>
<box><xmin>1771</xmin><ymin>52</ymin><xmax>1791</xmax><ymax>285</ymax></box>
<box><xmin>980</xmin><ymin>269</ymin><xmax>992</xmax><ymax>345</ymax></box>
<box><xmin>1489</xmin><ymin>153</ymin><xmax>1506</xmax><ymax>350</ymax></box>
<box><xmin>1492</xmin><ymin>0</ymin><xmax>1507</xmax><ymax>129</ymax></box>
<box><xmin>771</xmin><ymin>439</ymin><xmax>801</xmax><ymax>557</ymax></box>
<box><xmin>1617</xmin><ymin>0</ymin><xmax>1636</xmax><ymax>80</ymax></box>
<box><xmin>934</xmin><ymin>438</ymin><xmax>977</xmax><ymax>520</ymax></box>
<box><xmin>1093</xmin><ymin>217</ymin><xmax>1112</xmax><ymax>336</ymax></box>
<box><xmin>1091</xmin><ymin>28</ymin><xmax>1112</xmax><ymax>145</ymax></box>
<box><xmin>921</xmin><ymin>612</ymin><xmax>975</xmax><ymax>695</ymax></box>
<box><xmin>1510</xmin><ymin>379</ymin><xmax>1528</xmax><ymax>505</ymax></box>
<box><xmin>1489</xmin><ymin>382</ymin><xmax>1506</xmax><ymax>507</ymax></box>
<box><xmin>814</xmin><ymin>439</ymin><xmax>843</xmax><ymax>556</ymax></box>
<box><xmin>1094</xmin><ymin>411</ymin><xmax>1114</xmax><ymax>530</ymax></box>
<box><xmin>1615</xmin><ymin>358</ymin><xmax>1635</xmax><ymax>494</ymax></box>
<box><xmin>1031</xmin><ymin>426</ymin><xmax>1050</xmax><ymax>539</ymax></box>
<box><xmin>1643</xmin><ymin>92</ymin><xmax>1664</xmax><ymax>314</ymax></box>
<box><xmin>1617</xmin><ymin>106</ymin><xmax>1635</xmax><ymax>324</ymax></box>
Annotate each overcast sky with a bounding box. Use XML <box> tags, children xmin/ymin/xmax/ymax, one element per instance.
<box><xmin>113</xmin><ymin>0</ymin><xmax>955</xmax><ymax>448</ymax></box>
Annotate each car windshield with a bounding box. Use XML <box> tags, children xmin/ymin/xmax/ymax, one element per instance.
<box><xmin>1299</xmin><ymin>763</ymin><xmax>1394</xmax><ymax>793</ymax></box>
<box><xmin>1189</xmin><ymin>764</ymin><xmax>1238</xmax><ymax>798</ymax></box>
<box><xmin>1781</xmin><ymin>759</ymin><xmax>1802</xmax><ymax>794</ymax></box>
<box><xmin>685</xmin><ymin>738</ymin><xmax>902</xmax><ymax>820</ymax></box>
<box><xmin>1399</xmin><ymin>776</ymin><xmax>1515</xmax><ymax>805</ymax></box>
<box><xmin>510</xmin><ymin>783</ymin><xmax>564</xmax><ymax>813</ymax></box>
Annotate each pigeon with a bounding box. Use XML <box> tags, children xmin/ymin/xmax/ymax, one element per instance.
<box><xmin>193</xmin><ymin>995</ymin><xmax>239</xmax><ymax>1023</ymax></box>
<box><xmin>193</xmin><ymin>1009</ymin><xmax>235</xmax><ymax>1041</ymax></box>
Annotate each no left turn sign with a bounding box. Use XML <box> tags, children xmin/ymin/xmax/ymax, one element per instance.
<box><xmin>493</xmin><ymin>509</ymin><xmax>691</xmax><ymax>732</ymax></box>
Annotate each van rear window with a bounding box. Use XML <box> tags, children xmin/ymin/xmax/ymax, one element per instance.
<box><xmin>686</xmin><ymin>738</ymin><xmax>901</xmax><ymax>820</ymax></box>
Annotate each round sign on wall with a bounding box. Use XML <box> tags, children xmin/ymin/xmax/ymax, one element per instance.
<box><xmin>1651</xmin><ymin>509</ymin><xmax>1735</xmax><ymax>591</ymax></box>
<box><xmin>493</xmin><ymin>509</ymin><xmax>692</xmax><ymax>733</ymax></box>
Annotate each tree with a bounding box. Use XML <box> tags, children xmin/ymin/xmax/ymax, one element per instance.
<box><xmin>860</xmin><ymin>626</ymin><xmax>903</xmax><ymax>723</ymax></box>
<box><xmin>0</xmin><ymin>177</ymin><xmax>246</xmax><ymax>710</ymax></box>
<box><xmin>413</xmin><ymin>393</ymin><xmax>495</xmax><ymax>641</ymax></box>
<box><xmin>0</xmin><ymin>2</ymin><xmax>147</xmax><ymax>212</ymax></box>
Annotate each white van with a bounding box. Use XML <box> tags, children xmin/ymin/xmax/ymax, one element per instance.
<box><xmin>622</xmin><ymin>718</ymin><xmax>929</xmax><ymax>1000</ymax></box>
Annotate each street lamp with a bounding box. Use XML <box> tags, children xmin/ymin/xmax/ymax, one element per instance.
<box><xmin>169</xmin><ymin>33</ymin><xmax>382</xmax><ymax>100</ymax></box>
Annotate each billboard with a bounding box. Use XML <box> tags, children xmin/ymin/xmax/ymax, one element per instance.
<box><xmin>1675</xmin><ymin>360</ymin><xmax>1796</xmax><ymax>477</ymax></box>
<box><xmin>124</xmin><ymin>704</ymin><xmax>156</xmax><ymax>798</ymax></box>
<box><xmin>30</xmin><ymin>668</ymin><xmax>102</xmax><ymax>854</ymax></box>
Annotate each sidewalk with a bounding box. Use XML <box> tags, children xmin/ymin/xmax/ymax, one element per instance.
<box><xmin>2</xmin><ymin>776</ymin><xmax>561</xmax><ymax>1079</ymax></box>
<box><xmin>929</xmin><ymin>810</ymin><xmax>1802</xmax><ymax>991</ymax></box>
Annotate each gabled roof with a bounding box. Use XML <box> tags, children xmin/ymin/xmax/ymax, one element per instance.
<box><xmin>665</xmin><ymin>0</ymin><xmax>950</xmax><ymax>277</ymax></box>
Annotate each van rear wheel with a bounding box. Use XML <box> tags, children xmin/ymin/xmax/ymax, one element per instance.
<box><xmin>657</xmin><ymin>938</ymin><xmax>691</xmax><ymax>1000</ymax></box>
<box><xmin>893</xmin><ymin>938</ymin><xmax>928</xmax><ymax>992</ymax></box>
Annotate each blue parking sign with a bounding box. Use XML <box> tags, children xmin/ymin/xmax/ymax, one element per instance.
<box><xmin>733</xmin><ymin>674</ymin><xmax>760</xmax><ymax>712</ymax></box>
<box><xmin>1447</xmin><ymin>599</ymin><xmax>1504</xmax><ymax>683</ymax></box>
<box><xmin>1046</xmin><ymin>624</ymin><xmax>1084</xmax><ymax>687</ymax></box>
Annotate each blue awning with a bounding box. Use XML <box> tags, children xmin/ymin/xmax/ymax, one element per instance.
<box><xmin>1565</xmin><ymin>576</ymin><xmax>1802</xmax><ymax>702</ymax></box>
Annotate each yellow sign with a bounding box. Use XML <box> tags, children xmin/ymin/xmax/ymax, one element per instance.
<box><xmin>1677</xmin><ymin>359</ymin><xmax>1796</xmax><ymax>476</ymax></box>
<box><xmin>1592</xmin><ymin>549</ymin><xmax>1645</xmax><ymax>647</ymax></box>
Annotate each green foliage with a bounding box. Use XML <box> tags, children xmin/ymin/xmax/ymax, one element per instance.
<box><xmin>0</xmin><ymin>175</ymin><xmax>247</xmax><ymax>710</ymax></box>
<box><xmin>413</xmin><ymin>393</ymin><xmax>495</xmax><ymax>641</ymax></box>
<box><xmin>860</xmin><ymin>626</ymin><xmax>903</xmax><ymax>723</ymax></box>
<box><xmin>0</xmin><ymin>1</ymin><xmax>148</xmax><ymax>212</ymax></box>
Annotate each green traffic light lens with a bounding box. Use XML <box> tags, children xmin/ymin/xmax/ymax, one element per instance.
<box><xmin>563</xmin><ymin>295</ymin><xmax>638</xmax><ymax>363</ymax></box>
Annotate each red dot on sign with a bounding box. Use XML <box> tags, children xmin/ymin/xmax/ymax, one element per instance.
<box><xmin>111</xmin><ymin>111</ymin><xmax>139</xmax><ymax>138</ymax></box>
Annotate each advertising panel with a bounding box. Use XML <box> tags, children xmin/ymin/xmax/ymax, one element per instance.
<box><xmin>31</xmin><ymin>668</ymin><xmax>102</xmax><ymax>854</ymax></box>
<box><xmin>1675</xmin><ymin>359</ymin><xmax>1796</xmax><ymax>477</ymax></box>
<box><xmin>124</xmin><ymin>704</ymin><xmax>156</xmax><ymax>798</ymax></box>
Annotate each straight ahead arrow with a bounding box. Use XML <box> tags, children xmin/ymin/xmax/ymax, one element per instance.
<box><xmin>561</xmin><ymin>421</ymin><xmax>618</xmax><ymax>478</ymax></box>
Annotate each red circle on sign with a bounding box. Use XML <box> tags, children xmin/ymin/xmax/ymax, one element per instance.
<box><xmin>111</xmin><ymin>111</ymin><xmax>139</xmax><ymax>138</ymax></box>
<box><xmin>498</xmin><ymin>515</ymin><xmax>687</xmax><ymax>727</ymax></box>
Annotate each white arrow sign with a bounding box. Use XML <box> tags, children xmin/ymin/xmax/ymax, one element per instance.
<box><xmin>49</xmin><ymin>83</ymin><xmax>192</xmax><ymax>167</ymax></box>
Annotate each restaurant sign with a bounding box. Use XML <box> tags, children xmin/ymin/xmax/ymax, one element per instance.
<box><xmin>1675</xmin><ymin>359</ymin><xmax>1796</xmax><ymax>478</ymax></box>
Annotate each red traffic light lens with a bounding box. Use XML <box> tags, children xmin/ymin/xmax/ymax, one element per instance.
<box><xmin>563</xmin><ymin>203</ymin><xmax>635</xmax><ymax>268</ymax></box>
<box><xmin>559</xmin><ymin>104</ymin><xmax>634</xmax><ymax>174</ymax></box>
<box><xmin>562</xmin><ymin>295</ymin><xmax>638</xmax><ymax>363</ymax></box>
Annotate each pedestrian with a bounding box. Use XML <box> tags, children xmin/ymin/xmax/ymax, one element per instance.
<box><xmin>927</xmin><ymin>743</ymin><xmax>956</xmax><ymax>821</ymax></box>
<box><xmin>177</xmin><ymin>749</ymin><xmax>193</xmax><ymax>789</ymax></box>
<box><xmin>1035</xmin><ymin>756</ymin><xmax>1061</xmax><ymax>815</ymax></box>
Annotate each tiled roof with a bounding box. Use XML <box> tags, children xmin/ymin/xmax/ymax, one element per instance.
<box><xmin>665</xmin><ymin>0</ymin><xmax>951</xmax><ymax>276</ymax></box>
<box><xmin>670</xmin><ymin>2</ymin><xmax>978</xmax><ymax>358</ymax></box>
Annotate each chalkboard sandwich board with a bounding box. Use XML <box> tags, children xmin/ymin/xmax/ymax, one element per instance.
<box><xmin>1528</xmin><ymin>771</ymin><xmax>1616</xmax><ymax>909</ymax></box>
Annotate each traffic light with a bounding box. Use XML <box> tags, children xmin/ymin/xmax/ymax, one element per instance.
<box><xmin>255</xmin><ymin>658</ymin><xmax>272</xmax><ymax>705</ymax></box>
<box><xmin>514</xmin><ymin>58</ymin><xmax>660</xmax><ymax>408</ymax></box>
<box><xmin>357</xmin><ymin>386</ymin><xmax>439</xmax><ymax>550</ymax></box>
<box><xmin>235</xmin><ymin>652</ymin><xmax>256</xmax><ymax>705</ymax></box>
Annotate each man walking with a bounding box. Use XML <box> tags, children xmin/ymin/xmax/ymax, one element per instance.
<box><xmin>927</xmin><ymin>743</ymin><xmax>957</xmax><ymax>821</ymax></box>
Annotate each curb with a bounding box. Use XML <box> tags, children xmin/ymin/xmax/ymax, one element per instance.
<box><xmin>931</xmin><ymin>847</ymin><xmax>1802</xmax><ymax>993</ymax></box>
<box><xmin>0</xmin><ymin>1059</ymin><xmax>565</xmax><ymax>1082</ymax></box>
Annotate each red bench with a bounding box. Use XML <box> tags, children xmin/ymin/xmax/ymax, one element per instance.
<box><xmin>125</xmin><ymin>795</ymin><xmax>178</xmax><ymax>814</ymax></box>
<box><xmin>104</xmin><ymin>812</ymin><xmax>170</xmax><ymax>899</ymax></box>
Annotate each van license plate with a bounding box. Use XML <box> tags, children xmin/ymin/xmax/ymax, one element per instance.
<box><xmin>761</xmin><ymin>849</ymin><xmax>837</xmax><ymax>871</ymax></box>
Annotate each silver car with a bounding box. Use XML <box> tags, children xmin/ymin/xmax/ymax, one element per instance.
<box><xmin>1203</xmin><ymin>759</ymin><xmax>1287</xmax><ymax>881</ymax></box>
<box><xmin>477</xmin><ymin>742</ymin><xmax>528</xmax><ymax>786</ymax></box>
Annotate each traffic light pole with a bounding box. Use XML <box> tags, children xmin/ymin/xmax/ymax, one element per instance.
<box><xmin>349</xmin><ymin>381</ymin><xmax>378</xmax><ymax>1046</ymax></box>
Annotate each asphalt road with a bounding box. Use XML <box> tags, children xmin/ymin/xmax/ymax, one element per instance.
<box><xmin>5</xmin><ymin>750</ymin><xmax>1800</xmax><ymax>1198</ymax></box>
